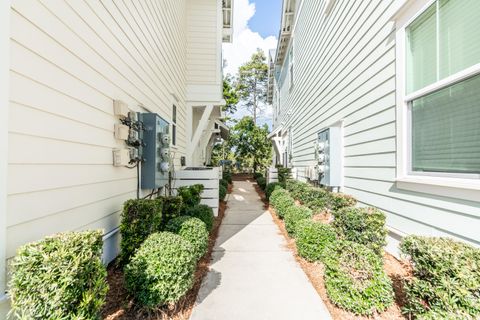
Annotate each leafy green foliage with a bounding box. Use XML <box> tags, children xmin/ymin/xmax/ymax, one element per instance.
<box><xmin>269</xmin><ymin>188</ymin><xmax>295</xmax><ymax>219</ymax></box>
<box><xmin>222</xmin><ymin>75</ymin><xmax>239</xmax><ymax>116</ymax></box>
<box><xmin>220</xmin><ymin>179</ymin><xmax>228</xmax><ymax>189</ymax></box>
<box><xmin>286</xmin><ymin>180</ymin><xmax>311</xmax><ymax>200</ymax></box>
<box><xmin>165</xmin><ymin>216</ymin><xmax>209</xmax><ymax>261</ymax></box>
<box><xmin>283</xmin><ymin>205</ymin><xmax>313</xmax><ymax>237</ymax></box>
<box><xmin>219</xmin><ymin>185</ymin><xmax>227</xmax><ymax>201</ymax></box>
<box><xmin>253</xmin><ymin>172</ymin><xmax>264</xmax><ymax>180</ymax></box>
<box><xmin>162</xmin><ymin>196</ymin><xmax>183</xmax><ymax>226</ymax></box>
<box><xmin>333</xmin><ymin>207</ymin><xmax>387</xmax><ymax>256</ymax></box>
<box><xmin>329</xmin><ymin>192</ymin><xmax>357</xmax><ymax>211</ymax></box>
<box><xmin>185</xmin><ymin>204</ymin><xmax>215</xmax><ymax>232</ymax></box>
<box><xmin>124</xmin><ymin>232</ymin><xmax>196</xmax><ymax>308</ymax></box>
<box><xmin>256</xmin><ymin>176</ymin><xmax>267</xmax><ymax>190</ymax></box>
<box><xmin>223</xmin><ymin>171</ymin><xmax>233</xmax><ymax>184</ymax></box>
<box><xmin>265</xmin><ymin>182</ymin><xmax>284</xmax><ymax>200</ymax></box>
<box><xmin>296</xmin><ymin>220</ymin><xmax>336</xmax><ymax>261</ymax></box>
<box><xmin>277</xmin><ymin>167</ymin><xmax>291</xmax><ymax>184</ymax></box>
<box><xmin>400</xmin><ymin>236</ymin><xmax>480</xmax><ymax>319</ymax></box>
<box><xmin>323</xmin><ymin>241</ymin><xmax>394</xmax><ymax>315</ymax></box>
<box><xmin>176</xmin><ymin>184</ymin><xmax>204</xmax><ymax>211</ymax></box>
<box><xmin>237</xmin><ymin>49</ymin><xmax>268</xmax><ymax>124</ymax></box>
<box><xmin>120</xmin><ymin>199</ymin><xmax>163</xmax><ymax>264</ymax></box>
<box><xmin>299</xmin><ymin>188</ymin><xmax>330</xmax><ymax>213</ymax></box>
<box><xmin>9</xmin><ymin>231</ymin><xmax>108</xmax><ymax>319</ymax></box>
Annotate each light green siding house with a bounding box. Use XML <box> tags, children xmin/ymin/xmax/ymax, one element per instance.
<box><xmin>269</xmin><ymin>0</ymin><xmax>480</xmax><ymax>254</ymax></box>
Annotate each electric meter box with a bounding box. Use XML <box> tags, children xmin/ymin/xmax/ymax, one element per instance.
<box><xmin>317</xmin><ymin>126</ymin><xmax>342</xmax><ymax>188</ymax></box>
<box><xmin>141</xmin><ymin>113</ymin><xmax>170</xmax><ymax>189</ymax></box>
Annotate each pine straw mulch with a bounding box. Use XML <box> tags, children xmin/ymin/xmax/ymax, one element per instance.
<box><xmin>101</xmin><ymin>193</ymin><xmax>230</xmax><ymax>320</ymax></box>
<box><xmin>253</xmin><ymin>182</ymin><xmax>411</xmax><ymax>320</ymax></box>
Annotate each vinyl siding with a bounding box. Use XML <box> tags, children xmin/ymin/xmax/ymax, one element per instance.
<box><xmin>274</xmin><ymin>0</ymin><xmax>480</xmax><ymax>248</ymax></box>
<box><xmin>7</xmin><ymin>0</ymin><xmax>189</xmax><ymax>258</ymax></box>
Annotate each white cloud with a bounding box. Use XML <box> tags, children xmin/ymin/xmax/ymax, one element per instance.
<box><xmin>222</xmin><ymin>0</ymin><xmax>277</xmax><ymax>129</ymax></box>
<box><xmin>222</xmin><ymin>0</ymin><xmax>278</xmax><ymax>77</ymax></box>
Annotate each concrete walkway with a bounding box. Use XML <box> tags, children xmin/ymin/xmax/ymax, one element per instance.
<box><xmin>190</xmin><ymin>180</ymin><xmax>332</xmax><ymax>320</ymax></box>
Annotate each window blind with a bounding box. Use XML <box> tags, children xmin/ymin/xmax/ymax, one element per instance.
<box><xmin>411</xmin><ymin>74</ymin><xmax>480</xmax><ymax>174</ymax></box>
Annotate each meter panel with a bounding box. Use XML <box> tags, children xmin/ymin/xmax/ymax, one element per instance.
<box><xmin>141</xmin><ymin>113</ymin><xmax>170</xmax><ymax>189</ymax></box>
<box><xmin>317</xmin><ymin>126</ymin><xmax>342</xmax><ymax>188</ymax></box>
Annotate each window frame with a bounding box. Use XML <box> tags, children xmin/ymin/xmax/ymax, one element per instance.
<box><xmin>395</xmin><ymin>0</ymin><xmax>480</xmax><ymax>200</ymax></box>
<box><xmin>171</xmin><ymin>104</ymin><xmax>177</xmax><ymax>146</ymax></box>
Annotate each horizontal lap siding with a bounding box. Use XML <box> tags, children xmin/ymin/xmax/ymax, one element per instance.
<box><xmin>7</xmin><ymin>0</ymin><xmax>187</xmax><ymax>258</ymax></box>
<box><xmin>281</xmin><ymin>0</ymin><xmax>480</xmax><ymax>246</ymax></box>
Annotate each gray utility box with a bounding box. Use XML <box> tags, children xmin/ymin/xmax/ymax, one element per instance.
<box><xmin>141</xmin><ymin>113</ymin><xmax>170</xmax><ymax>189</ymax></box>
<box><xmin>317</xmin><ymin>126</ymin><xmax>342</xmax><ymax>188</ymax></box>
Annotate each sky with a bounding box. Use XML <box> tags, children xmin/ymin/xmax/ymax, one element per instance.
<box><xmin>222</xmin><ymin>0</ymin><xmax>283</xmax><ymax>128</ymax></box>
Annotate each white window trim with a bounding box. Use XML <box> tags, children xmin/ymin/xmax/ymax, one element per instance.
<box><xmin>395</xmin><ymin>0</ymin><xmax>480</xmax><ymax>201</ymax></box>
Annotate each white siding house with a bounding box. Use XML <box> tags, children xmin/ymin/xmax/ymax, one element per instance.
<box><xmin>0</xmin><ymin>0</ymin><xmax>233</xmax><ymax>315</ymax></box>
<box><xmin>269</xmin><ymin>0</ymin><xmax>480</xmax><ymax>255</ymax></box>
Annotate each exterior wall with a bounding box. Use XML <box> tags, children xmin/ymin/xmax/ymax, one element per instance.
<box><xmin>272</xmin><ymin>0</ymin><xmax>480</xmax><ymax>252</ymax></box>
<box><xmin>186</xmin><ymin>0</ymin><xmax>223</xmax><ymax>102</ymax></box>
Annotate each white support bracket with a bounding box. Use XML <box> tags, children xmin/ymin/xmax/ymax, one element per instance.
<box><xmin>188</xmin><ymin>104</ymin><xmax>214</xmax><ymax>161</ymax></box>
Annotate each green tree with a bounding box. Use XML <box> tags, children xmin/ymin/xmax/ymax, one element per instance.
<box><xmin>223</xmin><ymin>75</ymin><xmax>239</xmax><ymax>116</ymax></box>
<box><xmin>229</xmin><ymin>116</ymin><xmax>272</xmax><ymax>173</ymax></box>
<box><xmin>237</xmin><ymin>49</ymin><xmax>268</xmax><ymax>125</ymax></box>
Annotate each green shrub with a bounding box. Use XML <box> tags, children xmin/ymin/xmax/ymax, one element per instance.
<box><xmin>256</xmin><ymin>176</ymin><xmax>267</xmax><ymax>190</ymax></box>
<box><xmin>219</xmin><ymin>185</ymin><xmax>227</xmax><ymax>201</ymax></box>
<box><xmin>265</xmin><ymin>182</ymin><xmax>284</xmax><ymax>200</ymax></box>
<box><xmin>323</xmin><ymin>241</ymin><xmax>394</xmax><ymax>315</ymax></box>
<box><xmin>300</xmin><ymin>188</ymin><xmax>330</xmax><ymax>213</ymax></box>
<box><xmin>220</xmin><ymin>178</ymin><xmax>228</xmax><ymax>189</ymax></box>
<box><xmin>253</xmin><ymin>172</ymin><xmax>264</xmax><ymax>180</ymax></box>
<box><xmin>162</xmin><ymin>196</ymin><xmax>183</xmax><ymax>226</ymax></box>
<box><xmin>124</xmin><ymin>232</ymin><xmax>196</xmax><ymax>308</ymax></box>
<box><xmin>296</xmin><ymin>220</ymin><xmax>336</xmax><ymax>261</ymax></box>
<box><xmin>9</xmin><ymin>231</ymin><xmax>108</xmax><ymax>319</ymax></box>
<box><xmin>328</xmin><ymin>192</ymin><xmax>357</xmax><ymax>211</ymax></box>
<box><xmin>286</xmin><ymin>179</ymin><xmax>310</xmax><ymax>200</ymax></box>
<box><xmin>222</xmin><ymin>171</ymin><xmax>232</xmax><ymax>184</ymax></box>
<box><xmin>177</xmin><ymin>184</ymin><xmax>204</xmax><ymax>210</ymax></box>
<box><xmin>269</xmin><ymin>189</ymin><xmax>295</xmax><ymax>219</ymax></box>
<box><xmin>120</xmin><ymin>199</ymin><xmax>163</xmax><ymax>264</ymax></box>
<box><xmin>277</xmin><ymin>167</ymin><xmax>291</xmax><ymax>184</ymax></box>
<box><xmin>333</xmin><ymin>207</ymin><xmax>387</xmax><ymax>256</ymax></box>
<box><xmin>165</xmin><ymin>216</ymin><xmax>209</xmax><ymax>261</ymax></box>
<box><xmin>400</xmin><ymin>236</ymin><xmax>480</xmax><ymax>319</ymax></box>
<box><xmin>185</xmin><ymin>204</ymin><xmax>215</xmax><ymax>231</ymax></box>
<box><xmin>284</xmin><ymin>205</ymin><xmax>313</xmax><ymax>237</ymax></box>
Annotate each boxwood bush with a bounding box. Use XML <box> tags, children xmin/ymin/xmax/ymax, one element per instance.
<box><xmin>177</xmin><ymin>184</ymin><xmax>204</xmax><ymax>210</ymax></box>
<box><xmin>219</xmin><ymin>184</ymin><xmax>227</xmax><ymax>201</ymax></box>
<box><xmin>9</xmin><ymin>230</ymin><xmax>108</xmax><ymax>319</ymax></box>
<box><xmin>323</xmin><ymin>241</ymin><xmax>394</xmax><ymax>315</ymax></box>
<box><xmin>296</xmin><ymin>220</ymin><xmax>336</xmax><ymax>261</ymax></box>
<box><xmin>253</xmin><ymin>172</ymin><xmax>264</xmax><ymax>180</ymax></box>
<box><xmin>265</xmin><ymin>182</ymin><xmax>284</xmax><ymax>200</ymax></box>
<box><xmin>124</xmin><ymin>232</ymin><xmax>196</xmax><ymax>308</ymax></box>
<box><xmin>120</xmin><ymin>198</ymin><xmax>163</xmax><ymax>264</ymax></box>
<box><xmin>300</xmin><ymin>188</ymin><xmax>330</xmax><ymax>213</ymax></box>
<box><xmin>328</xmin><ymin>192</ymin><xmax>357</xmax><ymax>211</ymax></box>
<box><xmin>161</xmin><ymin>196</ymin><xmax>183</xmax><ymax>226</ymax></box>
<box><xmin>286</xmin><ymin>179</ymin><xmax>310</xmax><ymax>200</ymax></box>
<box><xmin>256</xmin><ymin>176</ymin><xmax>267</xmax><ymax>190</ymax></box>
<box><xmin>284</xmin><ymin>205</ymin><xmax>313</xmax><ymax>237</ymax></box>
<box><xmin>165</xmin><ymin>216</ymin><xmax>209</xmax><ymax>261</ymax></box>
<box><xmin>220</xmin><ymin>178</ymin><xmax>228</xmax><ymax>189</ymax></box>
<box><xmin>185</xmin><ymin>204</ymin><xmax>215</xmax><ymax>231</ymax></box>
<box><xmin>333</xmin><ymin>207</ymin><xmax>387</xmax><ymax>256</ymax></box>
<box><xmin>400</xmin><ymin>236</ymin><xmax>480</xmax><ymax>319</ymax></box>
<box><xmin>222</xmin><ymin>171</ymin><xmax>232</xmax><ymax>184</ymax></box>
<box><xmin>269</xmin><ymin>189</ymin><xmax>295</xmax><ymax>219</ymax></box>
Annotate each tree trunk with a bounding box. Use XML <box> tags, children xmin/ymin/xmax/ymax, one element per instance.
<box><xmin>253</xmin><ymin>76</ymin><xmax>257</xmax><ymax>125</ymax></box>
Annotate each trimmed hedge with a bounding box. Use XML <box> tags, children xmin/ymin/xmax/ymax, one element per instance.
<box><xmin>329</xmin><ymin>192</ymin><xmax>357</xmax><ymax>211</ymax></box>
<box><xmin>219</xmin><ymin>184</ymin><xmax>227</xmax><ymax>201</ymax></box>
<box><xmin>177</xmin><ymin>184</ymin><xmax>204</xmax><ymax>210</ymax></box>
<box><xmin>283</xmin><ymin>205</ymin><xmax>313</xmax><ymax>237</ymax></box>
<box><xmin>125</xmin><ymin>232</ymin><xmax>196</xmax><ymax>308</ymax></box>
<box><xmin>265</xmin><ymin>182</ymin><xmax>284</xmax><ymax>200</ymax></box>
<box><xmin>296</xmin><ymin>220</ymin><xmax>336</xmax><ymax>261</ymax></box>
<box><xmin>9</xmin><ymin>231</ymin><xmax>108</xmax><ymax>319</ymax></box>
<box><xmin>269</xmin><ymin>188</ymin><xmax>295</xmax><ymax>219</ymax></box>
<box><xmin>220</xmin><ymin>178</ymin><xmax>228</xmax><ymax>189</ymax></box>
<box><xmin>165</xmin><ymin>216</ymin><xmax>209</xmax><ymax>261</ymax></box>
<box><xmin>256</xmin><ymin>176</ymin><xmax>267</xmax><ymax>190</ymax></box>
<box><xmin>120</xmin><ymin>199</ymin><xmax>163</xmax><ymax>264</ymax></box>
<box><xmin>162</xmin><ymin>196</ymin><xmax>183</xmax><ymax>226</ymax></box>
<box><xmin>253</xmin><ymin>172</ymin><xmax>264</xmax><ymax>180</ymax></box>
<box><xmin>400</xmin><ymin>236</ymin><xmax>480</xmax><ymax>319</ymax></box>
<box><xmin>333</xmin><ymin>207</ymin><xmax>387</xmax><ymax>256</ymax></box>
<box><xmin>185</xmin><ymin>204</ymin><xmax>215</xmax><ymax>231</ymax></box>
<box><xmin>286</xmin><ymin>180</ymin><xmax>310</xmax><ymax>200</ymax></box>
<box><xmin>277</xmin><ymin>167</ymin><xmax>291</xmax><ymax>184</ymax></box>
<box><xmin>223</xmin><ymin>171</ymin><xmax>232</xmax><ymax>184</ymax></box>
<box><xmin>323</xmin><ymin>241</ymin><xmax>394</xmax><ymax>315</ymax></box>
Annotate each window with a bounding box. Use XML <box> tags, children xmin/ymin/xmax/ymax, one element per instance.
<box><xmin>172</xmin><ymin>105</ymin><xmax>177</xmax><ymax>146</ymax></box>
<box><xmin>400</xmin><ymin>0</ymin><xmax>480</xmax><ymax>179</ymax></box>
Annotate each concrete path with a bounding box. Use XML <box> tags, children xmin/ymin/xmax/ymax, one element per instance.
<box><xmin>190</xmin><ymin>180</ymin><xmax>332</xmax><ymax>320</ymax></box>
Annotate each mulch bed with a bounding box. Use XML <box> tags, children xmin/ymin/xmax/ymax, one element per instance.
<box><xmin>253</xmin><ymin>182</ymin><xmax>411</xmax><ymax>320</ymax></box>
<box><xmin>101</xmin><ymin>192</ymin><xmax>230</xmax><ymax>320</ymax></box>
